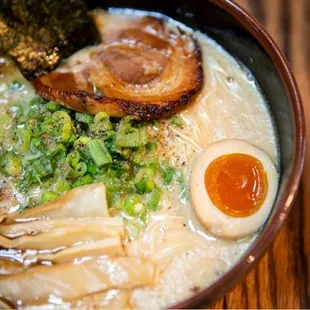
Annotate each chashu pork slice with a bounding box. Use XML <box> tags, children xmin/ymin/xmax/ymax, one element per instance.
<box><xmin>34</xmin><ymin>11</ymin><xmax>203</xmax><ymax>120</ymax></box>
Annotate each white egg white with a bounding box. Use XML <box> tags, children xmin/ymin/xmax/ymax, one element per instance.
<box><xmin>190</xmin><ymin>139</ymin><xmax>278</xmax><ymax>239</ymax></box>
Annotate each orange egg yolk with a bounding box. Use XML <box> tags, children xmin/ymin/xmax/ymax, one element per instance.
<box><xmin>205</xmin><ymin>153</ymin><xmax>268</xmax><ymax>217</ymax></box>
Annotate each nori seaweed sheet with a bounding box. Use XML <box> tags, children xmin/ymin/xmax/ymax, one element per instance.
<box><xmin>0</xmin><ymin>0</ymin><xmax>99</xmax><ymax>79</ymax></box>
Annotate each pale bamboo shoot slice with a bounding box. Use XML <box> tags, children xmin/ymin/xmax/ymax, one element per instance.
<box><xmin>0</xmin><ymin>257</ymin><xmax>157</xmax><ymax>305</ymax></box>
<box><xmin>71</xmin><ymin>289</ymin><xmax>131</xmax><ymax>309</ymax></box>
<box><xmin>23</xmin><ymin>290</ymin><xmax>130</xmax><ymax>309</ymax></box>
<box><xmin>35</xmin><ymin>237</ymin><xmax>125</xmax><ymax>263</ymax></box>
<box><xmin>0</xmin><ymin>258</ymin><xmax>27</xmax><ymax>275</ymax></box>
<box><xmin>0</xmin><ymin>217</ymin><xmax>124</xmax><ymax>238</ymax></box>
<box><xmin>0</xmin><ymin>223</ymin><xmax>123</xmax><ymax>250</ymax></box>
<box><xmin>4</xmin><ymin>184</ymin><xmax>109</xmax><ymax>224</ymax></box>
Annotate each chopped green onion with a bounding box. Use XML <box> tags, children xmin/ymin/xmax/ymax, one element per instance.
<box><xmin>170</xmin><ymin>115</ymin><xmax>183</xmax><ymax>128</ymax></box>
<box><xmin>115</xmin><ymin>128</ymin><xmax>147</xmax><ymax>148</ymax></box>
<box><xmin>106</xmin><ymin>164</ymin><xmax>125</xmax><ymax>178</ymax></box>
<box><xmin>114</xmin><ymin>116</ymin><xmax>147</xmax><ymax>148</ymax></box>
<box><xmin>87</xmin><ymin>162</ymin><xmax>98</xmax><ymax>175</ymax></box>
<box><xmin>40</xmin><ymin>135</ymin><xmax>62</xmax><ymax>158</ymax></box>
<box><xmin>87</xmin><ymin>139</ymin><xmax>112</xmax><ymax>167</ymax></box>
<box><xmin>104</xmin><ymin>139</ymin><xmax>113</xmax><ymax>151</ymax></box>
<box><xmin>75</xmin><ymin>162</ymin><xmax>87</xmax><ymax>176</ymax></box>
<box><xmin>54</xmin><ymin>157</ymin><xmax>71</xmax><ymax>179</ymax></box>
<box><xmin>1</xmin><ymin>152</ymin><xmax>21</xmax><ymax>177</ymax></box>
<box><xmin>26</xmin><ymin>118</ymin><xmax>41</xmax><ymax>136</ymax></box>
<box><xmin>55</xmin><ymin>179</ymin><xmax>71</xmax><ymax>192</ymax></box>
<box><xmin>164</xmin><ymin>168</ymin><xmax>174</xmax><ymax>184</ymax></box>
<box><xmin>68</xmin><ymin>134</ymin><xmax>78</xmax><ymax>144</ymax></box>
<box><xmin>28</xmin><ymin>103</ymin><xmax>50</xmax><ymax>120</ymax></box>
<box><xmin>67</xmin><ymin>151</ymin><xmax>80</xmax><ymax>168</ymax></box>
<box><xmin>31</xmin><ymin>156</ymin><xmax>53</xmax><ymax>178</ymax></box>
<box><xmin>42</xmin><ymin>111</ymin><xmax>72</xmax><ymax>143</ymax></box>
<box><xmin>130</xmin><ymin>147</ymin><xmax>146</xmax><ymax>164</ymax></box>
<box><xmin>15</xmin><ymin>128</ymin><xmax>31</xmax><ymax>154</ymax></box>
<box><xmin>69</xmin><ymin>162</ymin><xmax>87</xmax><ymax>179</ymax></box>
<box><xmin>133</xmin><ymin>203</ymin><xmax>145</xmax><ymax>215</ymax></box>
<box><xmin>152</xmin><ymin>119</ymin><xmax>160</xmax><ymax>128</ymax></box>
<box><xmin>103</xmin><ymin>130</ymin><xmax>114</xmax><ymax>140</ymax></box>
<box><xmin>135</xmin><ymin>178</ymin><xmax>154</xmax><ymax>194</ymax></box>
<box><xmin>57</xmin><ymin>143</ymin><xmax>67</xmax><ymax>153</ymax></box>
<box><xmin>134</xmin><ymin>167</ymin><xmax>154</xmax><ymax>182</ymax></box>
<box><xmin>72</xmin><ymin>174</ymin><xmax>93</xmax><ymax>188</ymax></box>
<box><xmin>135</xmin><ymin>178</ymin><xmax>146</xmax><ymax>193</ymax></box>
<box><xmin>161</xmin><ymin>163</ymin><xmax>175</xmax><ymax>185</ymax></box>
<box><xmin>2</xmin><ymin>93</ymin><xmax>185</xmax><ymax>219</ymax></box>
<box><xmin>123</xmin><ymin>195</ymin><xmax>145</xmax><ymax>216</ymax></box>
<box><xmin>42</xmin><ymin>191</ymin><xmax>59</xmax><ymax>203</ymax></box>
<box><xmin>29</xmin><ymin>137</ymin><xmax>43</xmax><ymax>157</ymax></box>
<box><xmin>59</xmin><ymin>107</ymin><xmax>72</xmax><ymax>114</ymax></box>
<box><xmin>147</xmin><ymin>187</ymin><xmax>162</xmax><ymax>211</ymax></box>
<box><xmin>119</xmin><ymin>148</ymin><xmax>132</xmax><ymax>159</ymax></box>
<box><xmin>47</xmin><ymin>102</ymin><xmax>61</xmax><ymax>112</ymax></box>
<box><xmin>94</xmin><ymin>112</ymin><xmax>113</xmax><ymax>128</ymax></box>
<box><xmin>145</xmin><ymin>179</ymin><xmax>155</xmax><ymax>193</ymax></box>
<box><xmin>107</xmin><ymin>167</ymin><xmax>117</xmax><ymax>177</ymax></box>
<box><xmin>147</xmin><ymin>161</ymin><xmax>160</xmax><ymax>174</ymax></box>
<box><xmin>29</xmin><ymin>97</ymin><xmax>46</xmax><ymax>106</ymax></box>
<box><xmin>117</xmin><ymin>116</ymin><xmax>135</xmax><ymax>133</ymax></box>
<box><xmin>52</xmin><ymin>111</ymin><xmax>72</xmax><ymax>143</ymax></box>
<box><xmin>75</xmin><ymin>112</ymin><xmax>94</xmax><ymax>125</ymax></box>
<box><xmin>139</xmin><ymin>209</ymin><xmax>148</xmax><ymax>223</ymax></box>
<box><xmin>146</xmin><ymin>141</ymin><xmax>157</xmax><ymax>152</ymax></box>
<box><xmin>176</xmin><ymin>169</ymin><xmax>185</xmax><ymax>184</ymax></box>
<box><xmin>73</xmin><ymin>136</ymin><xmax>91</xmax><ymax>154</ymax></box>
<box><xmin>123</xmin><ymin>196</ymin><xmax>135</xmax><ymax>215</ymax></box>
<box><xmin>89</xmin><ymin>112</ymin><xmax>113</xmax><ymax>135</ymax></box>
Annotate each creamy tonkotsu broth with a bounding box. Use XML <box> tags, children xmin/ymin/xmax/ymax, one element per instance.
<box><xmin>0</xmin><ymin>9</ymin><xmax>278</xmax><ymax>309</ymax></box>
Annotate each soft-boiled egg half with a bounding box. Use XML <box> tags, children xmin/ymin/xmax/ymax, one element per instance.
<box><xmin>190</xmin><ymin>139</ymin><xmax>278</xmax><ymax>239</ymax></box>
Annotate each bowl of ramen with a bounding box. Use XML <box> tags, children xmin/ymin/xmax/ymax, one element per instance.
<box><xmin>0</xmin><ymin>0</ymin><xmax>305</xmax><ymax>308</ymax></box>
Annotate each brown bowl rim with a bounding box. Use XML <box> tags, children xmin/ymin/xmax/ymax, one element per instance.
<box><xmin>172</xmin><ymin>0</ymin><xmax>306</xmax><ymax>308</ymax></box>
